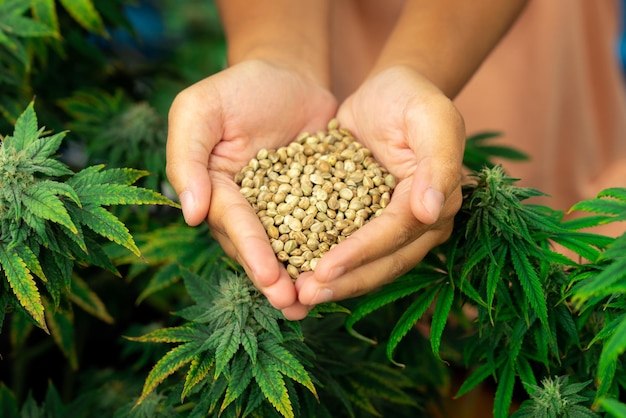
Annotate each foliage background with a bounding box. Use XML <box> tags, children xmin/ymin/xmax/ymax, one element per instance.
<box><xmin>1</xmin><ymin>1</ymin><xmax>625</xmax><ymax>417</ymax></box>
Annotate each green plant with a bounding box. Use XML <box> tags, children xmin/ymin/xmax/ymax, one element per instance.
<box><xmin>2</xmin><ymin>2</ymin><xmax>626</xmax><ymax>417</ymax></box>
<box><xmin>511</xmin><ymin>376</ymin><xmax>598</xmax><ymax>418</ymax></box>
<box><xmin>0</xmin><ymin>101</ymin><xmax>175</xmax><ymax>363</ymax></box>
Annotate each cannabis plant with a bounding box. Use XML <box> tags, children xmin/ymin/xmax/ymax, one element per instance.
<box><xmin>128</xmin><ymin>266</ymin><xmax>423</xmax><ymax>418</ymax></box>
<box><xmin>343</xmin><ymin>165</ymin><xmax>622</xmax><ymax>417</ymax></box>
<box><xmin>511</xmin><ymin>376</ymin><xmax>598</xmax><ymax>418</ymax></box>
<box><xmin>58</xmin><ymin>89</ymin><xmax>168</xmax><ymax>192</ymax></box>
<box><xmin>0</xmin><ymin>102</ymin><xmax>175</xmax><ymax>346</ymax></box>
<box><xmin>130</xmin><ymin>268</ymin><xmax>319</xmax><ymax>418</ymax></box>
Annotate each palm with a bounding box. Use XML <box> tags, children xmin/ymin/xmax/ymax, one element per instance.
<box><xmin>205</xmin><ymin>61</ymin><xmax>337</xmax><ymax>174</ymax></box>
<box><xmin>167</xmin><ymin>60</ymin><xmax>336</xmax><ymax>318</ymax></box>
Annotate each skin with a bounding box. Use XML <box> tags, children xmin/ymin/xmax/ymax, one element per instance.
<box><xmin>166</xmin><ymin>0</ymin><xmax>528</xmax><ymax>320</ymax></box>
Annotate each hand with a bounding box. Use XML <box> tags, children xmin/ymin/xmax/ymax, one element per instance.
<box><xmin>166</xmin><ymin>59</ymin><xmax>337</xmax><ymax>319</ymax></box>
<box><xmin>295</xmin><ymin>65</ymin><xmax>465</xmax><ymax>310</ymax></box>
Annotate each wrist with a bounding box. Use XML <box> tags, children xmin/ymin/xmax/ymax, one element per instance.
<box><xmin>217</xmin><ymin>0</ymin><xmax>332</xmax><ymax>88</ymax></box>
<box><xmin>231</xmin><ymin>44</ymin><xmax>331</xmax><ymax>89</ymax></box>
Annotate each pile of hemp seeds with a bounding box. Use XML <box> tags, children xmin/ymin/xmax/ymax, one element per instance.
<box><xmin>234</xmin><ymin>119</ymin><xmax>396</xmax><ymax>279</ymax></box>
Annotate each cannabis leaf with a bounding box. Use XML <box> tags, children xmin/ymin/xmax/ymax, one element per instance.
<box><xmin>0</xmin><ymin>101</ymin><xmax>177</xmax><ymax>334</ymax></box>
<box><xmin>463</xmin><ymin>131</ymin><xmax>528</xmax><ymax>172</ymax></box>
<box><xmin>131</xmin><ymin>269</ymin><xmax>317</xmax><ymax>418</ymax></box>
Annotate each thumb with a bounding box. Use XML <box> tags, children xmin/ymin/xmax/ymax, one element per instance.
<box><xmin>407</xmin><ymin>105</ymin><xmax>465</xmax><ymax>225</ymax></box>
<box><xmin>410</xmin><ymin>161</ymin><xmax>447</xmax><ymax>225</ymax></box>
<box><xmin>166</xmin><ymin>88</ymin><xmax>221</xmax><ymax>226</ymax></box>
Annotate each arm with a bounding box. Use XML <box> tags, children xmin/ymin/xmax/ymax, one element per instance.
<box><xmin>296</xmin><ymin>0</ymin><xmax>528</xmax><ymax>308</ymax></box>
<box><xmin>372</xmin><ymin>0</ymin><xmax>528</xmax><ymax>97</ymax></box>
<box><xmin>166</xmin><ymin>1</ymin><xmax>337</xmax><ymax>319</ymax></box>
<box><xmin>216</xmin><ymin>0</ymin><xmax>332</xmax><ymax>87</ymax></box>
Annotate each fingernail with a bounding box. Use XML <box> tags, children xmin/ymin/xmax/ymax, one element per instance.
<box><xmin>423</xmin><ymin>188</ymin><xmax>444</xmax><ymax>221</ymax></box>
<box><xmin>312</xmin><ymin>288</ymin><xmax>333</xmax><ymax>305</ymax></box>
<box><xmin>179</xmin><ymin>190</ymin><xmax>196</xmax><ymax>224</ymax></box>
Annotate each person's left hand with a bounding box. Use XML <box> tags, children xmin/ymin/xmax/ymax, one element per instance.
<box><xmin>294</xmin><ymin>65</ymin><xmax>465</xmax><ymax>311</ymax></box>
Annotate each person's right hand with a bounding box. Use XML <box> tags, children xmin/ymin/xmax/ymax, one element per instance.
<box><xmin>166</xmin><ymin>59</ymin><xmax>337</xmax><ymax>319</ymax></box>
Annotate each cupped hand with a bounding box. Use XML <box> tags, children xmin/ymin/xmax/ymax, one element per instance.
<box><xmin>166</xmin><ymin>59</ymin><xmax>337</xmax><ymax>319</ymax></box>
<box><xmin>295</xmin><ymin>65</ymin><xmax>465</xmax><ymax>310</ymax></box>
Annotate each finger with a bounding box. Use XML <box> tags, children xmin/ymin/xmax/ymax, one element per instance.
<box><xmin>405</xmin><ymin>101</ymin><xmax>465</xmax><ymax>225</ymax></box>
<box><xmin>166</xmin><ymin>83</ymin><xmax>224</xmax><ymax>226</ymax></box>
<box><xmin>297</xmin><ymin>228</ymin><xmax>448</xmax><ymax>305</ymax></box>
<box><xmin>209</xmin><ymin>173</ymin><xmax>298</xmax><ymax>309</ymax></box>
<box><xmin>281</xmin><ymin>303</ymin><xmax>312</xmax><ymax>321</ymax></box>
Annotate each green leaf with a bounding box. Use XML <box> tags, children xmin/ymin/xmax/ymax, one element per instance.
<box><xmin>515</xmin><ymin>356</ymin><xmax>537</xmax><ymax>393</ymax></box>
<box><xmin>430</xmin><ymin>282</ymin><xmax>454</xmax><ymax>361</ymax></box>
<box><xmin>0</xmin><ymin>0</ymin><xmax>30</xmax><ymax>16</ymax></box>
<box><xmin>386</xmin><ymin>285</ymin><xmax>439</xmax><ymax>367</ymax></box>
<box><xmin>599</xmin><ymin>398</ymin><xmax>626</xmax><ymax>418</ymax></box>
<box><xmin>242</xmin><ymin>326</ymin><xmax>259</xmax><ymax>364</ymax></box>
<box><xmin>221</xmin><ymin>353</ymin><xmax>253</xmax><ymax>413</ymax></box>
<box><xmin>67</xmin><ymin>165</ymin><xmax>148</xmax><ymax>189</ymax></box>
<box><xmin>253</xmin><ymin>352</ymin><xmax>293</xmax><ymax>418</ymax></box>
<box><xmin>597</xmin><ymin>315</ymin><xmax>626</xmax><ymax>392</ymax></box>
<box><xmin>259</xmin><ymin>336</ymin><xmax>317</xmax><ymax>398</ymax></box>
<box><xmin>2</xmin><ymin>15</ymin><xmax>55</xmax><ymax>37</ymax></box>
<box><xmin>347</xmin><ymin>271</ymin><xmax>443</xmax><ymax>343</ymax></box>
<box><xmin>486</xmin><ymin>245</ymin><xmax>507</xmax><ymax>323</ymax></box>
<box><xmin>456</xmin><ymin>357</ymin><xmax>503</xmax><ymax>398</ymax></box>
<box><xmin>0</xmin><ymin>383</ymin><xmax>19</xmax><ymax>418</ymax></box>
<box><xmin>69</xmin><ymin>205</ymin><xmax>140</xmax><ymax>256</ymax></box>
<box><xmin>574</xmin><ymin>259</ymin><xmax>626</xmax><ymax>301</ymax></box>
<box><xmin>9</xmin><ymin>100</ymin><xmax>38</xmax><ymax>152</ymax></box>
<box><xmin>21</xmin><ymin>185</ymin><xmax>77</xmax><ymax>234</ymax></box>
<box><xmin>0</xmin><ymin>244</ymin><xmax>47</xmax><ymax>332</ymax></box>
<box><xmin>510</xmin><ymin>243</ymin><xmax>548</xmax><ymax>328</ymax></box>
<box><xmin>493</xmin><ymin>359</ymin><xmax>516</xmax><ymax>418</ymax></box>
<box><xmin>213</xmin><ymin>320</ymin><xmax>242</xmax><ymax>379</ymax></box>
<box><xmin>24</xmin><ymin>131</ymin><xmax>67</xmax><ymax>163</ymax></box>
<box><xmin>58</xmin><ymin>0</ymin><xmax>105</xmax><ymax>35</ymax></box>
<box><xmin>137</xmin><ymin>342</ymin><xmax>198</xmax><ymax>405</ymax></box>
<box><xmin>31</xmin><ymin>0</ymin><xmax>59</xmax><ymax>34</ymax></box>
<box><xmin>73</xmin><ymin>183</ymin><xmax>175</xmax><ymax>207</ymax></box>
<box><xmin>252</xmin><ymin>305</ymin><xmax>283</xmax><ymax>342</ymax></box>
<box><xmin>571</xmin><ymin>197</ymin><xmax>626</xmax><ymax>216</ymax></box>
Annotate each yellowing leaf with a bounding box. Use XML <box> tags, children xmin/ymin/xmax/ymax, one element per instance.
<box><xmin>182</xmin><ymin>353</ymin><xmax>214</xmax><ymax>401</ymax></box>
<box><xmin>0</xmin><ymin>244</ymin><xmax>47</xmax><ymax>332</ymax></box>
<box><xmin>137</xmin><ymin>343</ymin><xmax>197</xmax><ymax>405</ymax></box>
<box><xmin>253</xmin><ymin>354</ymin><xmax>293</xmax><ymax>418</ymax></box>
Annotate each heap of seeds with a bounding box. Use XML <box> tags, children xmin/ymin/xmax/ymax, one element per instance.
<box><xmin>234</xmin><ymin>119</ymin><xmax>396</xmax><ymax>279</ymax></box>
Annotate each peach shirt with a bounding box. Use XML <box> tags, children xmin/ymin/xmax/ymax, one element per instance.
<box><xmin>332</xmin><ymin>0</ymin><xmax>626</xmax><ymax>234</ymax></box>
<box><xmin>455</xmin><ymin>0</ymin><xmax>626</xmax><ymax>215</ymax></box>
